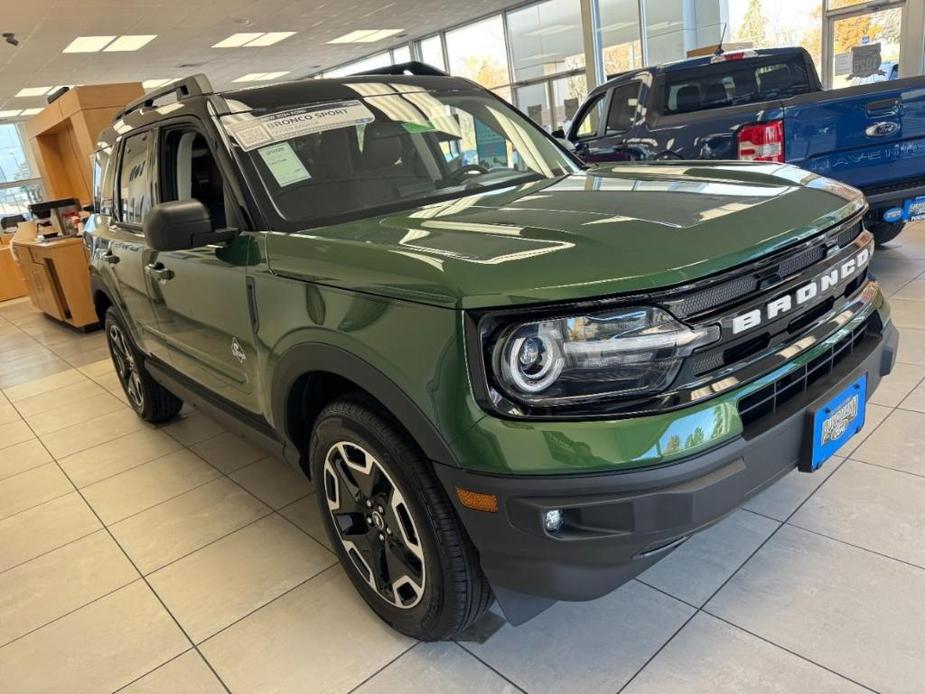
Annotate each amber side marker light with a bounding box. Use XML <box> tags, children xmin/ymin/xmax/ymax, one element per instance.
<box><xmin>455</xmin><ymin>487</ymin><xmax>498</xmax><ymax>513</ymax></box>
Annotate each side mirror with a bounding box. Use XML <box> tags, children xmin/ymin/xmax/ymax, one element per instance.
<box><xmin>143</xmin><ymin>200</ymin><xmax>236</xmax><ymax>251</ymax></box>
<box><xmin>551</xmin><ymin>127</ymin><xmax>566</xmax><ymax>139</ymax></box>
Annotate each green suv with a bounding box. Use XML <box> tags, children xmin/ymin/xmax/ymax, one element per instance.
<box><xmin>86</xmin><ymin>67</ymin><xmax>898</xmax><ymax>640</ymax></box>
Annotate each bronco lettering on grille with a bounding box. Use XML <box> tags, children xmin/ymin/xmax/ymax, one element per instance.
<box><xmin>731</xmin><ymin>247</ymin><xmax>871</xmax><ymax>335</ymax></box>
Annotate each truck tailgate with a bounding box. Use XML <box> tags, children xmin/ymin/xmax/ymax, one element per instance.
<box><xmin>784</xmin><ymin>77</ymin><xmax>925</xmax><ymax>191</ymax></box>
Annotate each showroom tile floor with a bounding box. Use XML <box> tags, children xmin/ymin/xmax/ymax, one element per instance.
<box><xmin>2</xmin><ymin>224</ymin><xmax>925</xmax><ymax>693</ymax></box>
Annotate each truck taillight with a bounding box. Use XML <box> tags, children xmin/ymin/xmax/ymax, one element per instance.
<box><xmin>737</xmin><ymin>120</ymin><xmax>784</xmax><ymax>162</ymax></box>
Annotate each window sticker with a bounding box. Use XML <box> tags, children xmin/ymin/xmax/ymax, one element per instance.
<box><xmin>226</xmin><ymin>100</ymin><xmax>375</xmax><ymax>151</ymax></box>
<box><xmin>258</xmin><ymin>142</ymin><xmax>311</xmax><ymax>187</ymax></box>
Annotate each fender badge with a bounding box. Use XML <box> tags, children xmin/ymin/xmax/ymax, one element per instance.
<box><xmin>231</xmin><ymin>337</ymin><xmax>246</xmax><ymax>364</ymax></box>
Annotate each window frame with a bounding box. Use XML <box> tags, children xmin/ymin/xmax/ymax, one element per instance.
<box><xmin>569</xmin><ymin>91</ymin><xmax>608</xmax><ymax>140</ymax></box>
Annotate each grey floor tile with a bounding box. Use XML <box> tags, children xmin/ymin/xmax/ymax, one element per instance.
<box><xmin>2</xmin><ymin>368</ymin><xmax>88</xmax><ymax>403</ymax></box>
<box><xmin>0</xmin><ymin>463</ymin><xmax>73</xmax><ymax>521</ymax></box>
<box><xmin>0</xmin><ymin>398</ymin><xmax>19</xmax><ymax>425</ymax></box>
<box><xmin>895</xmin><ymin>326</ymin><xmax>925</xmax><ymax>366</ymax></box>
<box><xmin>148</xmin><ymin>514</ymin><xmax>335</xmax><ymax>642</ymax></box>
<box><xmin>466</xmin><ymin>581</ymin><xmax>694</xmax><ymax>693</ymax></box>
<box><xmin>852</xmin><ymin>408</ymin><xmax>925</xmax><ymax>476</ymax></box>
<box><xmin>870</xmin><ymin>360</ymin><xmax>925</xmax><ymax>406</ymax></box>
<box><xmin>39</xmin><ymin>408</ymin><xmax>151</xmax><ymax>459</ymax></box>
<box><xmin>356</xmin><ymin>642</ymin><xmax>518</xmax><ymax>693</ymax></box>
<box><xmin>229</xmin><ymin>456</ymin><xmax>313</xmax><ymax>509</ymax></box>
<box><xmin>743</xmin><ymin>457</ymin><xmax>843</xmax><ymax>521</ymax></box>
<box><xmin>900</xmin><ymin>377</ymin><xmax>925</xmax><ymax>413</ymax></box>
<box><xmin>706</xmin><ymin>524</ymin><xmax>925</xmax><ymax>692</ymax></box>
<box><xmin>24</xmin><ymin>390</ymin><xmax>126</xmax><ymax>436</ymax></box>
<box><xmin>190</xmin><ymin>431</ymin><xmax>267</xmax><ymax>474</ymax></box>
<box><xmin>894</xmin><ymin>277</ymin><xmax>925</xmax><ymax>302</ymax></box>
<box><xmin>0</xmin><ymin>438</ymin><xmax>51</xmax><ymax>481</ymax></box>
<box><xmin>791</xmin><ymin>460</ymin><xmax>925</xmax><ymax>567</ymax></box>
<box><xmin>57</xmin><ymin>428</ymin><xmax>182</xmax><ymax>489</ymax></box>
<box><xmin>0</xmin><ymin>493</ymin><xmax>101</xmax><ymax>572</ymax></box>
<box><xmin>110</xmin><ymin>476</ymin><xmax>271</xmax><ymax>574</ymax></box>
<box><xmin>639</xmin><ymin>509</ymin><xmax>779</xmax><ymax>606</ymax></box>
<box><xmin>0</xmin><ymin>581</ymin><xmax>189</xmax><ymax>694</ymax></box>
<box><xmin>119</xmin><ymin>650</ymin><xmax>225</xmax><ymax>694</ymax></box>
<box><xmin>200</xmin><ymin>568</ymin><xmax>413</xmax><ymax>693</ymax></box>
<box><xmin>161</xmin><ymin>408</ymin><xmax>224</xmax><ymax>446</ymax></box>
<box><xmin>883</xmin><ymin>297</ymin><xmax>925</xmax><ymax>330</ymax></box>
<box><xmin>0</xmin><ymin>419</ymin><xmax>34</xmax><ymax>451</ymax></box>
<box><xmin>624</xmin><ymin>612</ymin><xmax>865</xmax><ymax>694</ymax></box>
<box><xmin>13</xmin><ymin>379</ymin><xmax>108</xmax><ymax>417</ymax></box>
<box><xmin>279</xmin><ymin>493</ymin><xmax>332</xmax><ymax>550</ymax></box>
<box><xmin>0</xmin><ymin>530</ymin><xmax>138</xmax><ymax>645</ymax></box>
<box><xmin>82</xmin><ymin>449</ymin><xmax>221</xmax><ymax>524</ymax></box>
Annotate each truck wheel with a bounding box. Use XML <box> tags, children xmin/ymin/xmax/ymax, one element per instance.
<box><xmin>104</xmin><ymin>308</ymin><xmax>182</xmax><ymax>423</ymax></box>
<box><xmin>867</xmin><ymin>219</ymin><xmax>905</xmax><ymax>247</ymax></box>
<box><xmin>309</xmin><ymin>396</ymin><xmax>492</xmax><ymax>641</ymax></box>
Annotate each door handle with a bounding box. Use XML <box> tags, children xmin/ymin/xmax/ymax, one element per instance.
<box><xmin>145</xmin><ymin>263</ymin><xmax>174</xmax><ymax>282</ymax></box>
<box><xmin>865</xmin><ymin>121</ymin><xmax>900</xmax><ymax>138</ymax></box>
<box><xmin>102</xmin><ymin>251</ymin><xmax>120</xmax><ymax>265</ymax></box>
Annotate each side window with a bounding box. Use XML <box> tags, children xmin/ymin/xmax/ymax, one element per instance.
<box><xmin>92</xmin><ymin>146</ymin><xmax>115</xmax><ymax>216</ymax></box>
<box><xmin>606</xmin><ymin>83</ymin><xmax>640</xmax><ymax>134</ymax></box>
<box><xmin>159</xmin><ymin>127</ymin><xmax>226</xmax><ymax>228</ymax></box>
<box><xmin>573</xmin><ymin>93</ymin><xmax>606</xmax><ymax>138</ymax></box>
<box><xmin>118</xmin><ymin>132</ymin><xmax>152</xmax><ymax>224</ymax></box>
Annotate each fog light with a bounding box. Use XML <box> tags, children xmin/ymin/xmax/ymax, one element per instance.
<box><xmin>543</xmin><ymin>509</ymin><xmax>563</xmax><ymax>533</ymax></box>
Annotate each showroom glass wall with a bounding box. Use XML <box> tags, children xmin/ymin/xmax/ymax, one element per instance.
<box><xmin>0</xmin><ymin>123</ymin><xmax>42</xmax><ymax>219</ymax></box>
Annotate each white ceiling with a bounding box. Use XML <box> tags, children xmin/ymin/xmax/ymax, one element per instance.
<box><xmin>0</xmin><ymin>0</ymin><xmax>521</xmax><ymax>118</ymax></box>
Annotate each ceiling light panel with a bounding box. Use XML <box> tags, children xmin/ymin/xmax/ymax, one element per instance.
<box><xmin>142</xmin><ymin>79</ymin><xmax>175</xmax><ymax>89</ymax></box>
<box><xmin>213</xmin><ymin>32</ymin><xmax>264</xmax><ymax>48</ymax></box>
<box><xmin>0</xmin><ymin>110</ymin><xmax>22</xmax><ymax>118</ymax></box>
<box><xmin>104</xmin><ymin>35</ymin><xmax>157</xmax><ymax>52</ymax></box>
<box><xmin>244</xmin><ymin>32</ymin><xmax>296</xmax><ymax>46</ymax></box>
<box><xmin>20</xmin><ymin>108</ymin><xmax>43</xmax><ymax>116</ymax></box>
<box><xmin>15</xmin><ymin>87</ymin><xmax>52</xmax><ymax>97</ymax></box>
<box><xmin>328</xmin><ymin>29</ymin><xmax>403</xmax><ymax>43</ymax></box>
<box><xmin>232</xmin><ymin>71</ymin><xmax>290</xmax><ymax>83</ymax></box>
<box><xmin>62</xmin><ymin>36</ymin><xmax>116</xmax><ymax>53</ymax></box>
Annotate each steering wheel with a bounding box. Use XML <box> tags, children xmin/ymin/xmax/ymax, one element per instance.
<box><xmin>444</xmin><ymin>164</ymin><xmax>490</xmax><ymax>185</ymax></box>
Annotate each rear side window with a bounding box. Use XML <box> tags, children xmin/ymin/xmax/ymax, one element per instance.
<box><xmin>663</xmin><ymin>57</ymin><xmax>812</xmax><ymax>115</ymax></box>
<box><xmin>118</xmin><ymin>132</ymin><xmax>152</xmax><ymax>224</ymax></box>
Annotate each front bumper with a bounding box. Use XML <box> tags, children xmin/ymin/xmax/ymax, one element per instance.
<box><xmin>435</xmin><ymin>318</ymin><xmax>898</xmax><ymax>619</ymax></box>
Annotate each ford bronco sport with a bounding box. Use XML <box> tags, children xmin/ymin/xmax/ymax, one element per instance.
<box><xmin>85</xmin><ymin>66</ymin><xmax>898</xmax><ymax>641</ymax></box>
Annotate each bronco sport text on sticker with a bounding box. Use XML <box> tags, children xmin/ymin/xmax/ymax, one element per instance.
<box><xmin>227</xmin><ymin>101</ymin><xmax>375</xmax><ymax>151</ymax></box>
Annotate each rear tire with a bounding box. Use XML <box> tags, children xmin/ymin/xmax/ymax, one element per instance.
<box><xmin>104</xmin><ymin>307</ymin><xmax>182</xmax><ymax>423</ymax></box>
<box><xmin>867</xmin><ymin>219</ymin><xmax>905</xmax><ymax>247</ymax></box>
<box><xmin>309</xmin><ymin>395</ymin><xmax>492</xmax><ymax>641</ymax></box>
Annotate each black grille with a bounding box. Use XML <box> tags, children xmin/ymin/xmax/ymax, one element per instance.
<box><xmin>862</xmin><ymin>176</ymin><xmax>925</xmax><ymax>199</ymax></box>
<box><xmin>737</xmin><ymin>319</ymin><xmax>871</xmax><ymax>429</ymax></box>
<box><xmin>672</xmin><ymin>217</ymin><xmax>861</xmax><ymax>320</ymax></box>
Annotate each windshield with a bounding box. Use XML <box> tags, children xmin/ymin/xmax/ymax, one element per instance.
<box><xmin>220</xmin><ymin>86</ymin><xmax>580</xmax><ymax>228</ymax></box>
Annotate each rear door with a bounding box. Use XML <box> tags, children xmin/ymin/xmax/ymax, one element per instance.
<box><xmin>96</xmin><ymin>130</ymin><xmax>161</xmax><ymax>353</ymax></box>
<box><xmin>783</xmin><ymin>77</ymin><xmax>925</xmax><ymax>191</ymax></box>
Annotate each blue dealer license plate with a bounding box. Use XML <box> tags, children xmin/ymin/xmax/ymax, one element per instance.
<box><xmin>806</xmin><ymin>374</ymin><xmax>867</xmax><ymax>471</ymax></box>
<box><xmin>907</xmin><ymin>196</ymin><xmax>925</xmax><ymax>222</ymax></box>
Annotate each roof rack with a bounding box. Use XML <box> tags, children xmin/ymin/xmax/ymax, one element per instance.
<box><xmin>352</xmin><ymin>61</ymin><xmax>449</xmax><ymax>77</ymax></box>
<box><xmin>114</xmin><ymin>74</ymin><xmax>213</xmax><ymax>123</ymax></box>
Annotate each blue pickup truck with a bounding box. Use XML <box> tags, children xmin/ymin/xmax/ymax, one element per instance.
<box><xmin>562</xmin><ymin>47</ymin><xmax>925</xmax><ymax>245</ymax></box>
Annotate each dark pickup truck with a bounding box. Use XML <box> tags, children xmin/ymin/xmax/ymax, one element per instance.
<box><xmin>562</xmin><ymin>47</ymin><xmax>925</xmax><ymax>245</ymax></box>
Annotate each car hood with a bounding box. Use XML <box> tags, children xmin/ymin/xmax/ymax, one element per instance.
<box><xmin>265</xmin><ymin>161</ymin><xmax>865</xmax><ymax>309</ymax></box>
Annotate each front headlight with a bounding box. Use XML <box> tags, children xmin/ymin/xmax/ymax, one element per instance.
<box><xmin>488</xmin><ymin>306</ymin><xmax>718</xmax><ymax>408</ymax></box>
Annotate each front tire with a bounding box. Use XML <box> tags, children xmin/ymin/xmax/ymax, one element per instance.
<box><xmin>104</xmin><ymin>307</ymin><xmax>182</xmax><ymax>423</ymax></box>
<box><xmin>867</xmin><ymin>218</ymin><xmax>905</xmax><ymax>247</ymax></box>
<box><xmin>310</xmin><ymin>396</ymin><xmax>492</xmax><ymax>640</ymax></box>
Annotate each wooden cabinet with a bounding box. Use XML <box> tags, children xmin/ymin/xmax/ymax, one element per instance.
<box><xmin>0</xmin><ymin>241</ymin><xmax>28</xmax><ymax>302</ymax></box>
<box><xmin>11</xmin><ymin>237</ymin><xmax>97</xmax><ymax>328</ymax></box>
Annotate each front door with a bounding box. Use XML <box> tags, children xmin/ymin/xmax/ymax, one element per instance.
<box><xmin>144</xmin><ymin>123</ymin><xmax>261</xmax><ymax>415</ymax></box>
